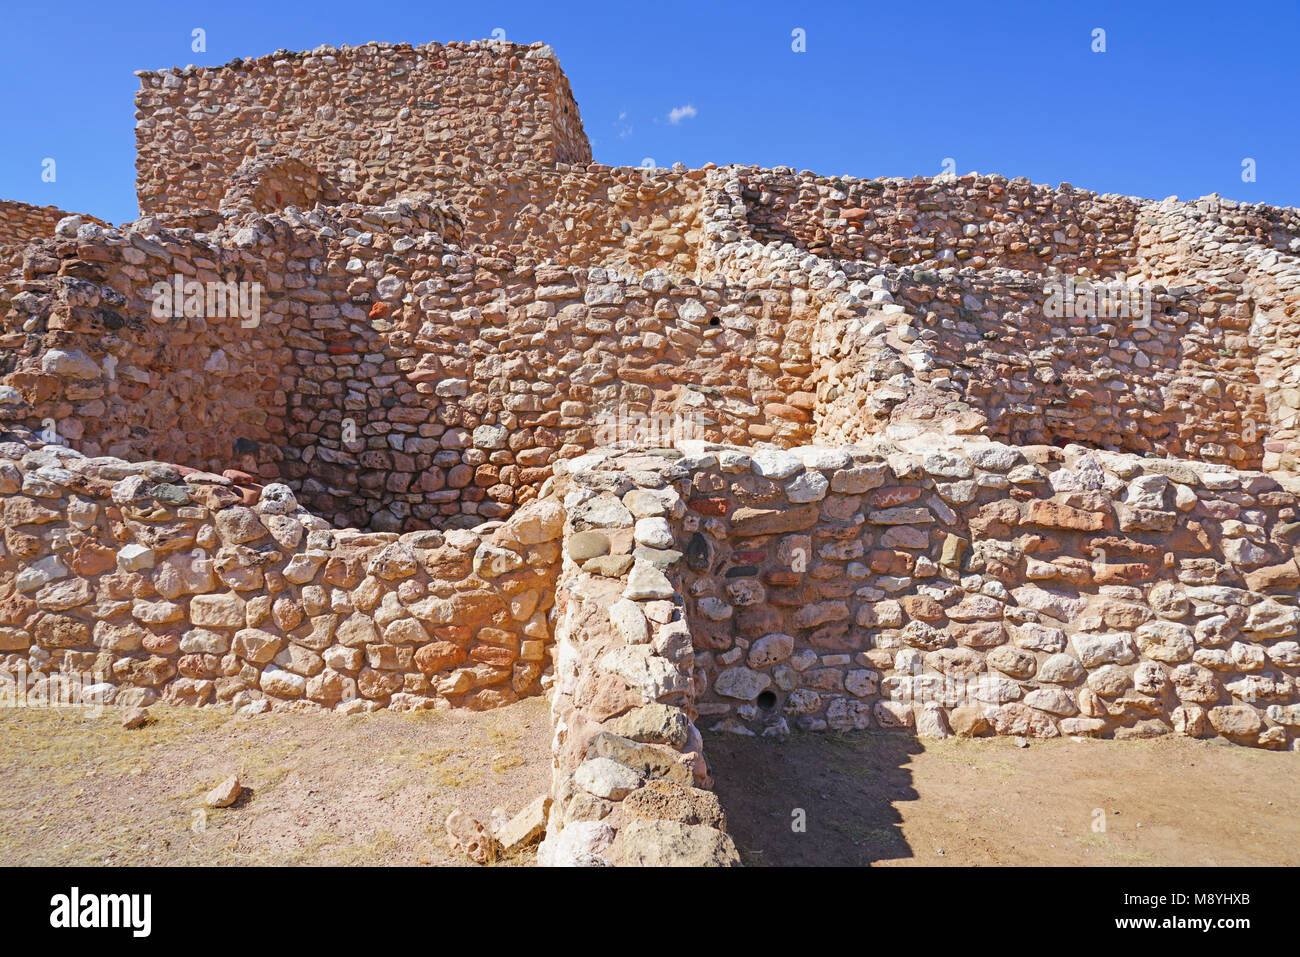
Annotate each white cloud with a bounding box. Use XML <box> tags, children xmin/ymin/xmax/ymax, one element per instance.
<box><xmin>667</xmin><ymin>104</ymin><xmax>698</xmax><ymax>124</ymax></box>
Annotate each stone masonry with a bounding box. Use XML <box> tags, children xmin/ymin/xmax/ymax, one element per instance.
<box><xmin>1</xmin><ymin>38</ymin><xmax>1298</xmax><ymax>866</ymax></box>
<box><xmin>0</xmin><ymin>200</ymin><xmax>105</xmax><ymax>275</ymax></box>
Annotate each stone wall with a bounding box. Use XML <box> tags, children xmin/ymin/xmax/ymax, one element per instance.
<box><xmin>0</xmin><ymin>428</ymin><xmax>561</xmax><ymax>714</ymax></box>
<box><xmin>7</xmin><ymin>186</ymin><xmax>1293</xmax><ymax>533</ymax></box>
<box><xmin>734</xmin><ymin>168</ymin><xmax>1141</xmax><ymax>275</ymax></box>
<box><xmin>0</xmin><ymin>198</ymin><xmax>819</xmax><ymax>531</ymax></box>
<box><xmin>219</xmin><ymin>154</ymin><xmax>342</xmax><ymax>216</ymax></box>
<box><xmin>6</xmin><ymin>34</ymin><xmax>1300</xmax><ymax>872</ymax></box>
<box><xmin>703</xmin><ymin>168</ymin><xmax>1300</xmax><ymax>474</ymax></box>
<box><xmin>0</xmin><ymin>200</ymin><xmax>106</xmax><ymax>275</ymax></box>
<box><xmin>1130</xmin><ymin>197</ymin><xmax>1300</xmax><ymax>471</ymax></box>
<box><xmin>444</xmin><ymin>164</ymin><xmax>706</xmax><ymax>274</ymax></box>
<box><xmin>1</xmin><ymin>212</ymin><xmax>315</xmax><ymax>475</ymax></box>
<box><xmin>6</xmin><ymin>163</ymin><xmax>1300</xmax><ymax>529</ymax></box>
<box><xmin>539</xmin><ymin>456</ymin><xmax>739</xmax><ymax>865</ymax></box>
<box><xmin>3</xmin><ymin>408</ymin><xmax>1295</xmax><ymax>873</ymax></box>
<box><xmin>808</xmin><ymin>267</ymin><xmax>1269</xmax><ymax>466</ymax></box>
<box><xmin>552</xmin><ymin>439</ymin><xmax>1300</xmax><ymax>749</ymax></box>
<box><xmin>133</xmin><ymin>40</ymin><xmax>591</xmax><ymax>217</ymax></box>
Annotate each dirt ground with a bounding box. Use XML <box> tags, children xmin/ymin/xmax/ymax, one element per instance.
<box><xmin>0</xmin><ymin>696</ymin><xmax>552</xmax><ymax>866</ymax></box>
<box><xmin>705</xmin><ymin>729</ymin><xmax>1300</xmax><ymax>866</ymax></box>
<box><xmin>4</xmin><ymin>698</ymin><xmax>1296</xmax><ymax>867</ymax></box>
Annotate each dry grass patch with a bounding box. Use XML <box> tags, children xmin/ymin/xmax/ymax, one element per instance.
<box><xmin>0</xmin><ymin>696</ymin><xmax>552</xmax><ymax>866</ymax></box>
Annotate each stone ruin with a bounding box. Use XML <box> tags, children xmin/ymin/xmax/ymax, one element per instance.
<box><xmin>0</xmin><ymin>38</ymin><xmax>1298</xmax><ymax>866</ymax></box>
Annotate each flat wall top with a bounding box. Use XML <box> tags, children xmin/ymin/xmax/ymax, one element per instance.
<box><xmin>133</xmin><ymin>39</ymin><xmax>591</xmax><ymax>216</ymax></box>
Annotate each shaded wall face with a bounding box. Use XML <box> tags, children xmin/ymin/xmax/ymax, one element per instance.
<box><xmin>1130</xmin><ymin>204</ymin><xmax>1300</xmax><ymax>472</ymax></box>
<box><xmin>0</xmin><ymin>202</ymin><xmax>822</xmax><ymax>531</ymax></box>
<box><xmin>1</xmin><ymin>229</ymin><xmax>305</xmax><ymax>473</ymax></box>
<box><xmin>810</xmin><ymin>272</ymin><xmax>1269</xmax><ymax>468</ymax></box>
<box><xmin>219</xmin><ymin>155</ymin><xmax>336</xmax><ymax>215</ymax></box>
<box><xmin>133</xmin><ymin>42</ymin><xmax>591</xmax><ymax>216</ymax></box>
<box><xmin>282</xmin><ymin>252</ymin><xmax>821</xmax><ymax>529</ymax></box>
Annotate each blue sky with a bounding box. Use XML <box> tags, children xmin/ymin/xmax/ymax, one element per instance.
<box><xmin>2</xmin><ymin>0</ymin><xmax>1297</xmax><ymax>224</ymax></box>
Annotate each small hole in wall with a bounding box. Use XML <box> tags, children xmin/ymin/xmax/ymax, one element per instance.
<box><xmin>709</xmin><ymin>316</ymin><xmax>720</xmax><ymax>326</ymax></box>
<box><xmin>756</xmin><ymin>690</ymin><xmax>777</xmax><ymax>711</ymax></box>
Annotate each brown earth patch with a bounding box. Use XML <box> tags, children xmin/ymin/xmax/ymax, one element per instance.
<box><xmin>705</xmin><ymin>731</ymin><xmax>1300</xmax><ymax>867</ymax></box>
<box><xmin>0</xmin><ymin>696</ymin><xmax>551</xmax><ymax>866</ymax></box>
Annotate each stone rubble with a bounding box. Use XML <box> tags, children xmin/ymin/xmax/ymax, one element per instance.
<box><xmin>445</xmin><ymin>808</ymin><xmax>500</xmax><ymax>864</ymax></box>
<box><xmin>204</xmin><ymin>773</ymin><xmax>241</xmax><ymax>808</ymax></box>
<box><xmin>0</xmin><ymin>201</ymin><xmax>106</xmax><ymax>275</ymax></box>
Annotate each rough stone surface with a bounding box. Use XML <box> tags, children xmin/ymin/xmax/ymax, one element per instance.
<box><xmin>1</xmin><ymin>34</ymin><xmax>1299</xmax><ymax>872</ymax></box>
<box><xmin>204</xmin><ymin>774</ymin><xmax>241</xmax><ymax>809</ymax></box>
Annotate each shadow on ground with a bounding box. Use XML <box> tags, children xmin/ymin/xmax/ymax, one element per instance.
<box><xmin>704</xmin><ymin>730</ymin><xmax>924</xmax><ymax>866</ymax></box>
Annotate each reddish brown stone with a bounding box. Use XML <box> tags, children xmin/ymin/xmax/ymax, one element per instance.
<box><xmin>465</xmin><ymin>686</ymin><xmax>519</xmax><ymax>711</ymax></box>
<box><xmin>763</xmin><ymin>569</ymin><xmax>801</xmax><ymax>586</ymax></box>
<box><xmin>1085</xmin><ymin>536</ymin><xmax>1163</xmax><ymax>559</ymax></box>
<box><xmin>469</xmin><ymin>644</ymin><xmax>515</xmax><ymax>667</ymax></box>
<box><xmin>734</xmin><ymin>605</ymin><xmax>782</xmax><ymax>637</ymax></box>
<box><xmin>142</xmin><ymin>631</ymin><xmax>181</xmax><ymax>655</ymax></box>
<box><xmin>0</xmin><ymin>593</ymin><xmax>36</xmax><ymax>626</ymax></box>
<box><xmin>576</xmin><ymin>673</ymin><xmax>640</xmax><ymax>722</ymax></box>
<box><xmin>1023</xmin><ymin>499</ymin><xmax>1110</xmax><ymax>532</ymax></box>
<box><xmin>766</xmin><ymin>585</ymin><xmax>815</xmax><ymax>607</ymax></box>
<box><xmin>34</xmin><ymin>614</ymin><xmax>91</xmax><ymax>649</ymax></box>
<box><xmin>951</xmin><ymin>622</ymin><xmax>1006</xmax><ymax>648</ymax></box>
<box><xmin>68</xmin><ymin>543</ymin><xmax>116</xmax><ymax>576</ymax></box>
<box><xmin>730</xmin><ymin>505</ymin><xmax>819</xmax><ymax>536</ymax></box>
<box><xmin>868</xmin><ymin>549</ymin><xmax>913</xmax><ymax>575</ymax></box>
<box><xmin>971</xmin><ymin>500</ymin><xmax>1021</xmax><ymax>537</ymax></box>
<box><xmin>1093</xmin><ymin>562</ymin><xmax>1156</xmax><ymax>584</ymax></box>
<box><xmin>688</xmin><ymin>497</ymin><xmax>731</xmax><ymax>516</ymax></box>
<box><xmin>901</xmin><ymin>594</ymin><xmax>945</xmax><ymax>621</ymax></box>
<box><xmin>414</xmin><ymin>641</ymin><xmax>467</xmax><ymax>674</ymax></box>
<box><xmin>869</xmin><ymin>486</ymin><xmax>922</xmax><ymax>508</ymax></box>
<box><xmin>1245</xmin><ymin>559</ymin><xmax>1300</xmax><ymax>592</ymax></box>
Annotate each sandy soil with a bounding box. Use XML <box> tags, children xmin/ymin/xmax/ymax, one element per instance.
<box><xmin>704</xmin><ymin>730</ymin><xmax>1300</xmax><ymax>866</ymax></box>
<box><xmin>0</xmin><ymin>696</ymin><xmax>552</xmax><ymax>866</ymax></box>
<box><xmin>5</xmin><ymin>698</ymin><xmax>1294</xmax><ymax>867</ymax></box>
